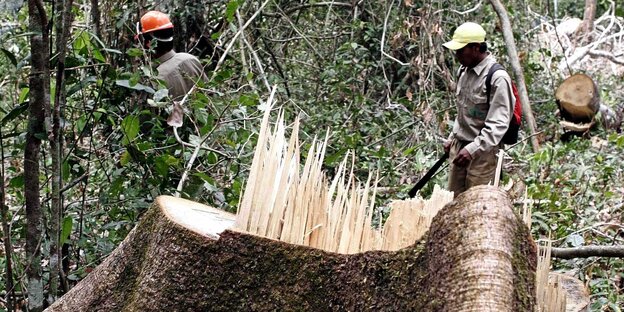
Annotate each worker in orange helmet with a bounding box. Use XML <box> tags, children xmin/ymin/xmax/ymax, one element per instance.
<box><xmin>136</xmin><ymin>10</ymin><xmax>207</xmax><ymax>111</ymax></box>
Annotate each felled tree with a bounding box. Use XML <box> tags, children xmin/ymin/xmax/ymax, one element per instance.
<box><xmin>46</xmin><ymin>98</ymin><xmax>537</xmax><ymax>311</ymax></box>
<box><xmin>47</xmin><ymin>186</ymin><xmax>536</xmax><ymax>311</ymax></box>
<box><xmin>556</xmin><ymin>73</ymin><xmax>622</xmax><ymax>131</ymax></box>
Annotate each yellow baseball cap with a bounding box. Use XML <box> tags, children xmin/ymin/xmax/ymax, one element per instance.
<box><xmin>443</xmin><ymin>22</ymin><xmax>486</xmax><ymax>50</ymax></box>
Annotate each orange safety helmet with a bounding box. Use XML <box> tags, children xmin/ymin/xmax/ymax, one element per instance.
<box><xmin>136</xmin><ymin>11</ymin><xmax>174</xmax><ymax>41</ymax></box>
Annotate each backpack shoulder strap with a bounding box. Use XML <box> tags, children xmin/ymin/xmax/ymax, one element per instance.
<box><xmin>485</xmin><ymin>63</ymin><xmax>505</xmax><ymax>105</ymax></box>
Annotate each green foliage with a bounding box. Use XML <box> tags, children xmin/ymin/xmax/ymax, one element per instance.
<box><xmin>523</xmin><ymin>133</ymin><xmax>624</xmax><ymax>307</ymax></box>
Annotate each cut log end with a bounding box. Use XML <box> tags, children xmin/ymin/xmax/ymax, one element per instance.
<box><xmin>556</xmin><ymin>74</ymin><xmax>600</xmax><ymax>122</ymax></box>
<box><xmin>159</xmin><ymin>196</ymin><xmax>235</xmax><ymax>240</ymax></box>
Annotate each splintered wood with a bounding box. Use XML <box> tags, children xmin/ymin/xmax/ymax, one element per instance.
<box><xmin>234</xmin><ymin>96</ymin><xmax>453</xmax><ymax>253</ymax></box>
<box><xmin>536</xmin><ymin>239</ymin><xmax>567</xmax><ymax>312</ymax></box>
<box><xmin>234</xmin><ymin>97</ymin><xmax>571</xmax><ymax>309</ymax></box>
<box><xmin>528</xmin><ymin>197</ymin><xmax>584</xmax><ymax>312</ymax></box>
<box><xmin>381</xmin><ymin>185</ymin><xmax>452</xmax><ymax>251</ymax></box>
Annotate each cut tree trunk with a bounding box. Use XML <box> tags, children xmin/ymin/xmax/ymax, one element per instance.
<box><xmin>556</xmin><ymin>74</ymin><xmax>600</xmax><ymax>123</ymax></box>
<box><xmin>46</xmin><ymin>186</ymin><xmax>536</xmax><ymax>311</ymax></box>
<box><xmin>580</xmin><ymin>0</ymin><xmax>597</xmax><ymax>39</ymax></box>
<box><xmin>549</xmin><ymin>273</ymin><xmax>590</xmax><ymax>312</ymax></box>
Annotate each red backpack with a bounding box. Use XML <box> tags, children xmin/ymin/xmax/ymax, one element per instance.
<box><xmin>485</xmin><ymin>63</ymin><xmax>522</xmax><ymax>145</ymax></box>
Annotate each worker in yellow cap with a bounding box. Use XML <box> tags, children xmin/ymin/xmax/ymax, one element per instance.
<box><xmin>136</xmin><ymin>11</ymin><xmax>207</xmax><ymax>106</ymax></box>
<box><xmin>442</xmin><ymin>22</ymin><xmax>515</xmax><ymax>197</ymax></box>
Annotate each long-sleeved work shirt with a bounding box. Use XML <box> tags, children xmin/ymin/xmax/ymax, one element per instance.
<box><xmin>450</xmin><ymin>53</ymin><xmax>515</xmax><ymax>156</ymax></box>
<box><xmin>156</xmin><ymin>50</ymin><xmax>206</xmax><ymax>102</ymax></box>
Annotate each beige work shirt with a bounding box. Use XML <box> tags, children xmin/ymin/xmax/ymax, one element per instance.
<box><xmin>450</xmin><ymin>54</ymin><xmax>515</xmax><ymax>156</ymax></box>
<box><xmin>156</xmin><ymin>50</ymin><xmax>206</xmax><ymax>102</ymax></box>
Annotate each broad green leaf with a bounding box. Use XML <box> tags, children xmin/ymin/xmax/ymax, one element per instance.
<box><xmin>155</xmin><ymin>155</ymin><xmax>179</xmax><ymax>177</ymax></box>
<box><xmin>121</xmin><ymin>115</ymin><xmax>140</xmax><ymax>145</ymax></box>
<box><xmin>60</xmin><ymin>217</ymin><xmax>73</xmax><ymax>246</ymax></box>
<box><xmin>93</xmin><ymin>111</ymin><xmax>102</xmax><ymax>122</ymax></box>
<box><xmin>93</xmin><ymin>48</ymin><xmax>106</xmax><ymax>63</ymax></box>
<box><xmin>120</xmin><ymin>151</ymin><xmax>131</xmax><ymax>166</ymax></box>
<box><xmin>9</xmin><ymin>175</ymin><xmax>24</xmax><ymax>188</ymax></box>
<box><xmin>225</xmin><ymin>0</ymin><xmax>240</xmax><ymax>22</ymax></box>
<box><xmin>207</xmin><ymin>152</ymin><xmax>218</xmax><ymax>165</ymax></box>
<box><xmin>1</xmin><ymin>102</ymin><xmax>28</xmax><ymax>126</ymax></box>
<box><xmin>62</xmin><ymin>160</ymin><xmax>71</xmax><ymax>182</ymax></box>
<box><xmin>126</xmin><ymin>48</ymin><xmax>144</xmax><ymax>57</ymax></box>
<box><xmin>153</xmin><ymin>88</ymin><xmax>169</xmax><ymax>102</ymax></box>
<box><xmin>211</xmin><ymin>32</ymin><xmax>222</xmax><ymax>40</ymax></box>
<box><xmin>76</xmin><ymin>115</ymin><xmax>88</xmax><ymax>134</ymax></box>
<box><xmin>193</xmin><ymin>172</ymin><xmax>214</xmax><ymax>184</ymax></box>
<box><xmin>239</xmin><ymin>94</ymin><xmax>258</xmax><ymax>106</ymax></box>
<box><xmin>67</xmin><ymin>75</ymin><xmax>97</xmax><ymax>96</ymax></box>
<box><xmin>18</xmin><ymin>88</ymin><xmax>29</xmax><ymax>103</ymax></box>
<box><xmin>109</xmin><ymin>177</ymin><xmax>124</xmax><ymax>197</ymax></box>
<box><xmin>0</xmin><ymin>48</ymin><xmax>17</xmax><ymax>67</ymax></box>
<box><xmin>73</xmin><ymin>31</ymin><xmax>92</xmax><ymax>51</ymax></box>
<box><xmin>116</xmin><ymin>80</ymin><xmax>155</xmax><ymax>94</ymax></box>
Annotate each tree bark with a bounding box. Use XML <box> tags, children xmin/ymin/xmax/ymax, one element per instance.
<box><xmin>580</xmin><ymin>0</ymin><xmax>597</xmax><ymax>37</ymax></box>
<box><xmin>488</xmin><ymin>0</ymin><xmax>540</xmax><ymax>152</ymax></box>
<box><xmin>551</xmin><ymin>245</ymin><xmax>624</xmax><ymax>259</ymax></box>
<box><xmin>27</xmin><ymin>0</ymin><xmax>49</xmax><ymax>311</ymax></box>
<box><xmin>0</xmin><ymin>127</ymin><xmax>14</xmax><ymax>312</ymax></box>
<box><xmin>49</xmin><ymin>0</ymin><xmax>74</xmax><ymax>302</ymax></box>
<box><xmin>89</xmin><ymin>0</ymin><xmax>101</xmax><ymax>38</ymax></box>
<box><xmin>46</xmin><ymin>186</ymin><xmax>537</xmax><ymax>311</ymax></box>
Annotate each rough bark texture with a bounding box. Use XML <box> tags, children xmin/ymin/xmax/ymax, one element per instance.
<box><xmin>580</xmin><ymin>0</ymin><xmax>596</xmax><ymax>39</ymax></box>
<box><xmin>426</xmin><ymin>186</ymin><xmax>537</xmax><ymax>311</ymax></box>
<box><xmin>26</xmin><ymin>0</ymin><xmax>49</xmax><ymax>310</ymax></box>
<box><xmin>551</xmin><ymin>245</ymin><xmax>624</xmax><ymax>259</ymax></box>
<box><xmin>49</xmin><ymin>0</ymin><xmax>74</xmax><ymax>300</ymax></box>
<box><xmin>46</xmin><ymin>186</ymin><xmax>536</xmax><ymax>311</ymax></box>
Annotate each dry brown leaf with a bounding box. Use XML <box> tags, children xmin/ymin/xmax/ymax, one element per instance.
<box><xmin>422</xmin><ymin>105</ymin><xmax>434</xmax><ymax>124</ymax></box>
<box><xmin>167</xmin><ymin>101</ymin><xmax>184</xmax><ymax>127</ymax></box>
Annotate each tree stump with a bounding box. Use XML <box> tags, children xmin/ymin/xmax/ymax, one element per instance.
<box><xmin>46</xmin><ymin>186</ymin><xmax>536</xmax><ymax>311</ymax></box>
<box><xmin>549</xmin><ymin>273</ymin><xmax>590</xmax><ymax>312</ymax></box>
<box><xmin>556</xmin><ymin>73</ymin><xmax>600</xmax><ymax>123</ymax></box>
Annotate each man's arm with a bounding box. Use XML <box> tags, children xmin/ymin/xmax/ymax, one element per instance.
<box><xmin>464</xmin><ymin>71</ymin><xmax>514</xmax><ymax>156</ymax></box>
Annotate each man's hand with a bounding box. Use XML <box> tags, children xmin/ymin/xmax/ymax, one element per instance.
<box><xmin>452</xmin><ymin>148</ymin><xmax>472</xmax><ymax>167</ymax></box>
<box><xmin>443</xmin><ymin>140</ymin><xmax>452</xmax><ymax>153</ymax></box>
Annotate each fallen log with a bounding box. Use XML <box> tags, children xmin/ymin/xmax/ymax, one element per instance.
<box><xmin>556</xmin><ymin>73</ymin><xmax>600</xmax><ymax>123</ymax></box>
<box><xmin>46</xmin><ymin>186</ymin><xmax>537</xmax><ymax>311</ymax></box>
<box><xmin>551</xmin><ymin>245</ymin><xmax>624</xmax><ymax>259</ymax></box>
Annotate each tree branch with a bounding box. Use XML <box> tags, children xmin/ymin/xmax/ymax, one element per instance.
<box><xmin>263</xmin><ymin>2</ymin><xmax>353</xmax><ymax>17</ymax></box>
<box><xmin>489</xmin><ymin>0</ymin><xmax>541</xmax><ymax>152</ymax></box>
<box><xmin>550</xmin><ymin>245</ymin><xmax>624</xmax><ymax>259</ymax></box>
<box><xmin>588</xmin><ymin>49</ymin><xmax>624</xmax><ymax>65</ymax></box>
